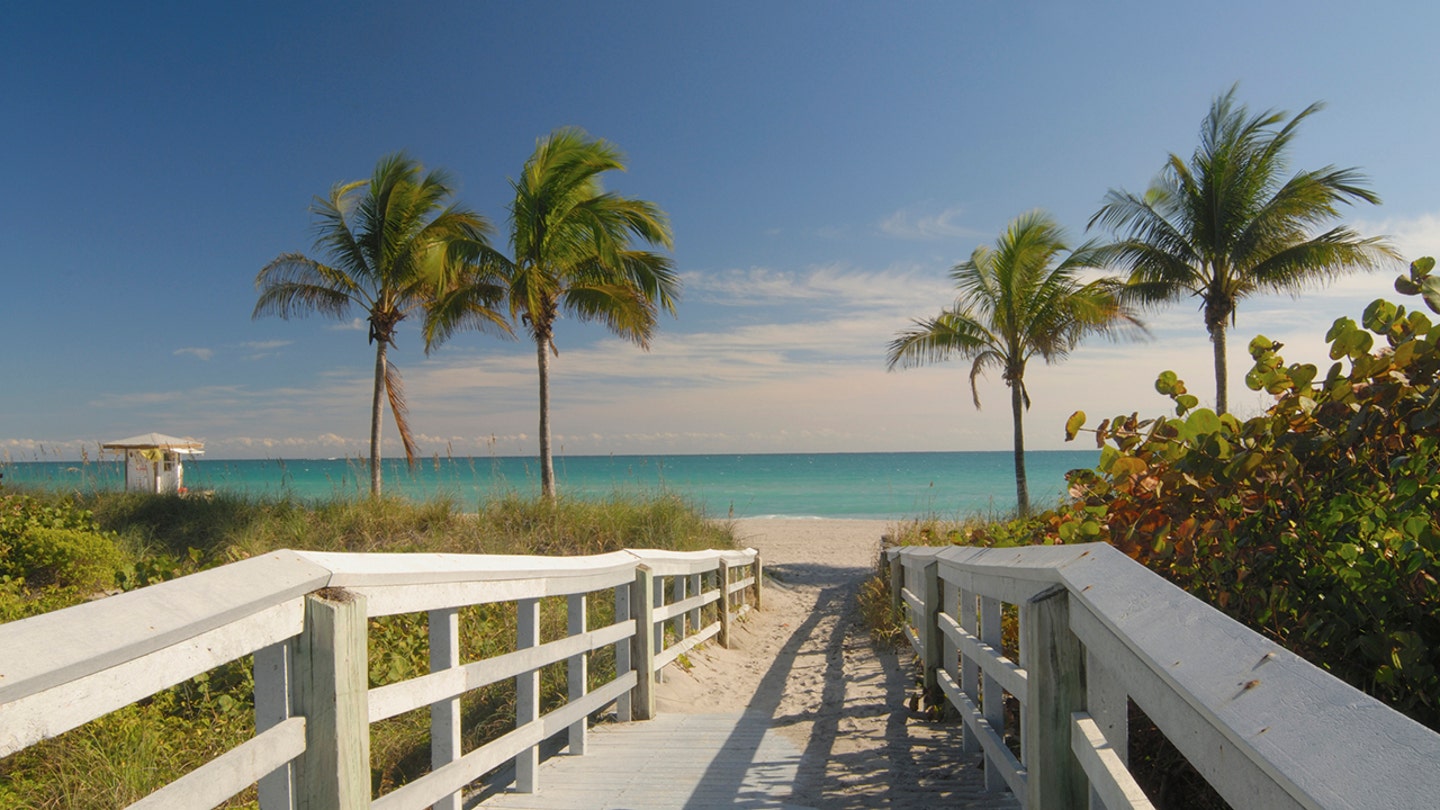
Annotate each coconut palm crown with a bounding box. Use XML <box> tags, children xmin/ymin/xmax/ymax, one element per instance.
<box><xmin>498</xmin><ymin>127</ymin><xmax>679</xmax><ymax>500</ymax></box>
<box><xmin>1089</xmin><ymin>85</ymin><xmax>1397</xmax><ymax>414</ymax></box>
<box><xmin>254</xmin><ymin>153</ymin><xmax>493</xmax><ymax>497</ymax></box>
<box><xmin>887</xmin><ymin>210</ymin><xmax>1145</xmax><ymax>516</ymax></box>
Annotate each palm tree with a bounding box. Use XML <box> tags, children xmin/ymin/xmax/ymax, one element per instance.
<box><xmin>887</xmin><ymin>210</ymin><xmax>1144</xmax><ymax>516</ymax></box>
<box><xmin>254</xmin><ymin>153</ymin><xmax>493</xmax><ymax>497</ymax></box>
<box><xmin>492</xmin><ymin>128</ymin><xmax>678</xmax><ymax>500</ymax></box>
<box><xmin>1089</xmin><ymin>85</ymin><xmax>1396</xmax><ymax>414</ymax></box>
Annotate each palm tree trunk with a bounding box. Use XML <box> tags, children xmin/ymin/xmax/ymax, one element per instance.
<box><xmin>1010</xmin><ymin>381</ymin><xmax>1030</xmax><ymax>518</ymax></box>
<box><xmin>1211</xmin><ymin>322</ymin><xmax>1229</xmax><ymax>415</ymax></box>
<box><xmin>536</xmin><ymin>333</ymin><xmax>556</xmax><ymax>501</ymax></box>
<box><xmin>370</xmin><ymin>341</ymin><xmax>386</xmax><ymax>498</ymax></box>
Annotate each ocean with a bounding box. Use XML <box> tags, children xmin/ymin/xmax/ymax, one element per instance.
<box><xmin>0</xmin><ymin>451</ymin><xmax>1099</xmax><ymax>520</ymax></box>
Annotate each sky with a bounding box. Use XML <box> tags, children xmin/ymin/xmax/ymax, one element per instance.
<box><xmin>4</xmin><ymin>1</ymin><xmax>1439</xmax><ymax>461</ymax></box>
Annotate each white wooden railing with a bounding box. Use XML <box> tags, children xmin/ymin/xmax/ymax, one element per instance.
<box><xmin>0</xmin><ymin>546</ymin><xmax>761</xmax><ymax>809</ymax></box>
<box><xmin>888</xmin><ymin>542</ymin><xmax>1440</xmax><ymax>810</ymax></box>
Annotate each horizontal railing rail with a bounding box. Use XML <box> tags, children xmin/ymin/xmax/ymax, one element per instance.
<box><xmin>0</xmin><ymin>545</ymin><xmax>761</xmax><ymax>809</ymax></box>
<box><xmin>889</xmin><ymin>542</ymin><xmax>1440</xmax><ymax>810</ymax></box>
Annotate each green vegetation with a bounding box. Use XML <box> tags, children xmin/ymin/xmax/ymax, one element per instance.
<box><xmin>254</xmin><ymin>153</ymin><xmax>507</xmax><ymax>497</ymax></box>
<box><xmin>886</xmin><ymin>259</ymin><xmax>1440</xmax><ymax>725</ymax></box>
<box><xmin>0</xmin><ymin>489</ymin><xmax>732</xmax><ymax>808</ymax></box>
<box><xmin>887</xmin><ymin>210</ymin><xmax>1145</xmax><ymax>516</ymax></box>
<box><xmin>873</xmin><ymin>261</ymin><xmax>1440</xmax><ymax>808</ymax></box>
<box><xmin>1090</xmin><ymin>84</ymin><xmax>1396</xmax><ymax>414</ymax></box>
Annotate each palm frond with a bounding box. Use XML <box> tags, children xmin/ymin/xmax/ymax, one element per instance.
<box><xmin>253</xmin><ymin>255</ymin><xmax>357</xmax><ymax>319</ymax></box>
<box><xmin>384</xmin><ymin>359</ymin><xmax>419</xmax><ymax>468</ymax></box>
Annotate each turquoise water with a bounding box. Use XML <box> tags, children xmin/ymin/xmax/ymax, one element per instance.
<box><xmin>0</xmin><ymin>451</ymin><xmax>1098</xmax><ymax>520</ymax></box>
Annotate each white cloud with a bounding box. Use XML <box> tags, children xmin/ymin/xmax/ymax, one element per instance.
<box><xmin>1354</xmin><ymin>212</ymin><xmax>1440</xmax><ymax>262</ymax></box>
<box><xmin>329</xmin><ymin>318</ymin><xmax>367</xmax><ymax>332</ymax></box>
<box><xmin>879</xmin><ymin>206</ymin><xmax>983</xmax><ymax>240</ymax></box>
<box><xmin>683</xmin><ymin>263</ymin><xmax>951</xmax><ymax>312</ymax></box>
<box><xmin>174</xmin><ymin>347</ymin><xmax>214</xmax><ymax>361</ymax></box>
<box><xmin>240</xmin><ymin>340</ymin><xmax>293</xmax><ymax>351</ymax></box>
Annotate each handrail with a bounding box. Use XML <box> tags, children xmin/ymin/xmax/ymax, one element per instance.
<box><xmin>0</xmin><ymin>545</ymin><xmax>762</xmax><ymax>809</ymax></box>
<box><xmin>888</xmin><ymin>542</ymin><xmax>1440</xmax><ymax>810</ymax></box>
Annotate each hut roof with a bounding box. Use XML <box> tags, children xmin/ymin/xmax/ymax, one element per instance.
<box><xmin>101</xmin><ymin>433</ymin><xmax>205</xmax><ymax>453</ymax></box>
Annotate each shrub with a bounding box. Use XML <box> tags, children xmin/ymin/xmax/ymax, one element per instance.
<box><xmin>3</xmin><ymin>527</ymin><xmax>126</xmax><ymax>592</ymax></box>
<box><xmin>1053</xmin><ymin>257</ymin><xmax>1440</xmax><ymax>729</ymax></box>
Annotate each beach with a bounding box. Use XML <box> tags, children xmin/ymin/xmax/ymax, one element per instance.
<box><xmin>652</xmin><ymin>518</ymin><xmax>1008</xmax><ymax>806</ymax></box>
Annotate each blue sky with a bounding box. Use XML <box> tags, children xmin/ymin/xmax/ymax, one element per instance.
<box><xmin>4</xmin><ymin>1</ymin><xmax>1438</xmax><ymax>460</ymax></box>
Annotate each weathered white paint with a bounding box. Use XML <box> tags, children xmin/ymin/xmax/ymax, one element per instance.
<box><xmin>294</xmin><ymin>591</ymin><xmax>370</xmax><ymax>810</ymax></box>
<box><xmin>367</xmin><ymin>620</ymin><xmax>634</xmax><ymax>723</ymax></box>
<box><xmin>655</xmin><ymin>621</ymin><xmax>722</xmax><ymax>669</ymax></box>
<box><xmin>515</xmin><ymin>597</ymin><xmax>541</xmax><ymax>793</ymax></box>
<box><xmin>429</xmin><ymin>607</ymin><xmax>462</xmax><ymax>810</ymax></box>
<box><xmin>939</xmin><ymin>612</ymin><xmax>1027</xmax><ymax>700</ymax></box>
<box><xmin>369</xmin><ymin>674</ymin><xmax>635</xmax><ymax>810</ymax></box>
<box><xmin>0</xmin><ymin>598</ymin><xmax>304</xmax><ymax>756</ymax></box>
<box><xmin>254</xmin><ymin>640</ymin><xmax>296</xmax><ymax>810</ymax></box>
<box><xmin>567</xmin><ymin>592</ymin><xmax>587</xmax><ymax>757</ymax></box>
<box><xmin>939</xmin><ymin>669</ymin><xmax>1028</xmax><ymax>798</ymax></box>
<box><xmin>1</xmin><ymin>545</ymin><xmax>759</xmax><ymax>810</ymax></box>
<box><xmin>888</xmin><ymin>543</ymin><xmax>1440</xmax><ymax>810</ymax></box>
<box><xmin>1071</xmin><ymin>714</ymin><xmax>1153</xmax><ymax>810</ymax></box>
<box><xmin>0</xmin><ymin>550</ymin><xmax>328</xmax><ymax>706</ymax></box>
<box><xmin>127</xmin><ymin>716</ymin><xmax>306</xmax><ymax>810</ymax></box>
<box><xmin>652</xmin><ymin>587</ymin><xmax>721</xmax><ymax>623</ymax></box>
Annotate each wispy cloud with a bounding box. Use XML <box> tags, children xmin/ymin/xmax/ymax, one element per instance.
<box><xmin>174</xmin><ymin>347</ymin><xmax>214</xmax><ymax>361</ymax></box>
<box><xmin>329</xmin><ymin>318</ymin><xmax>367</xmax><ymax>332</ymax></box>
<box><xmin>683</xmin><ymin>263</ymin><xmax>951</xmax><ymax>312</ymax></box>
<box><xmin>878</xmin><ymin>206</ymin><xmax>983</xmax><ymax>240</ymax></box>
<box><xmin>241</xmin><ymin>340</ymin><xmax>293</xmax><ymax>351</ymax></box>
<box><xmin>1354</xmin><ymin>212</ymin><xmax>1440</xmax><ymax>262</ymax></box>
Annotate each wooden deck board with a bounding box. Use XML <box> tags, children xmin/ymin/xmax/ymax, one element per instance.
<box><xmin>478</xmin><ymin>712</ymin><xmax>810</xmax><ymax>809</ymax></box>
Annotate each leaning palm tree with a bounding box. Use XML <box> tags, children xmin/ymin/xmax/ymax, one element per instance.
<box><xmin>254</xmin><ymin>153</ymin><xmax>493</xmax><ymax>497</ymax></box>
<box><xmin>497</xmin><ymin>127</ymin><xmax>678</xmax><ymax>500</ymax></box>
<box><xmin>1090</xmin><ymin>85</ymin><xmax>1396</xmax><ymax>414</ymax></box>
<box><xmin>887</xmin><ymin>210</ymin><xmax>1144</xmax><ymax>516</ymax></box>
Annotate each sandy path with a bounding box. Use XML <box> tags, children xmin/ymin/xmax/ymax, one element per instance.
<box><xmin>652</xmin><ymin>519</ymin><xmax>1017</xmax><ymax>808</ymax></box>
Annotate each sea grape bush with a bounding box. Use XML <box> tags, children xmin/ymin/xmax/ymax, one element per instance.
<box><xmin>1063</xmin><ymin>257</ymin><xmax>1440</xmax><ymax>727</ymax></box>
<box><xmin>968</xmin><ymin>258</ymin><xmax>1440</xmax><ymax>729</ymax></box>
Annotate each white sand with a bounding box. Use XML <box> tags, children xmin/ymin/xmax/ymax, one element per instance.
<box><xmin>651</xmin><ymin>519</ymin><xmax>1014</xmax><ymax>807</ymax></box>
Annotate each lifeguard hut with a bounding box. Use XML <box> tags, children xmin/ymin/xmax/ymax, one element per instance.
<box><xmin>101</xmin><ymin>433</ymin><xmax>204</xmax><ymax>494</ymax></box>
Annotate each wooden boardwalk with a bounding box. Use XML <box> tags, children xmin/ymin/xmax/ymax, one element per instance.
<box><xmin>476</xmin><ymin>709</ymin><xmax>1021</xmax><ymax>809</ymax></box>
<box><xmin>479</xmin><ymin>712</ymin><xmax>808</xmax><ymax>809</ymax></box>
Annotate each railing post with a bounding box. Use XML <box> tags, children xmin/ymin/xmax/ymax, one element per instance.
<box><xmin>980</xmin><ymin>595</ymin><xmax>1005</xmax><ymax>793</ymax></box>
<box><xmin>515</xmin><ymin>597</ymin><xmax>540</xmax><ymax>793</ymax></box>
<box><xmin>752</xmin><ymin>553</ymin><xmax>763</xmax><ymax>610</ymax></box>
<box><xmin>1085</xmin><ymin>651</ymin><xmax>1128</xmax><ymax>810</ymax></box>
<box><xmin>941</xmin><ymin>577</ymin><xmax>959</xmax><ymax>720</ymax></box>
<box><xmin>958</xmin><ymin>587</ymin><xmax>981</xmax><ymax>755</ymax></box>
<box><xmin>921</xmin><ymin>560</ymin><xmax>942</xmax><ymax>704</ymax></box>
<box><xmin>614</xmin><ymin>583</ymin><xmax>633</xmax><ymax>722</ymax></box>
<box><xmin>672</xmin><ymin>571</ymin><xmax>687</xmax><ymax>640</ymax></box>
<box><xmin>653</xmin><ymin>573</ymin><xmax>667</xmax><ymax>683</ymax></box>
<box><xmin>294</xmin><ymin>589</ymin><xmax>370</xmax><ymax>810</ymax></box>
<box><xmin>429</xmin><ymin>607</ymin><xmax>462</xmax><ymax>810</ymax></box>
<box><xmin>1023</xmin><ymin>585</ymin><xmax>1088</xmax><ymax>810</ymax></box>
<box><xmin>688</xmin><ymin>572</ymin><xmax>702</xmax><ymax>635</ymax></box>
<box><xmin>255</xmin><ymin>639</ymin><xmax>295</xmax><ymax>810</ymax></box>
<box><xmin>889</xmin><ymin>551</ymin><xmax>903</xmax><ymax>616</ymax></box>
<box><xmin>631</xmin><ymin>565</ymin><xmax>656</xmax><ymax>720</ymax></box>
<box><xmin>718</xmin><ymin>560</ymin><xmax>732</xmax><ymax>648</ymax></box>
<box><xmin>567</xmin><ymin>593</ymin><xmax>587</xmax><ymax>756</ymax></box>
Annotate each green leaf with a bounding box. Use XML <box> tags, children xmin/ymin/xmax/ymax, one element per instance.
<box><xmin>1186</xmin><ymin>409</ymin><xmax>1222</xmax><ymax>435</ymax></box>
<box><xmin>1065</xmin><ymin>410</ymin><xmax>1086</xmax><ymax>442</ymax></box>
